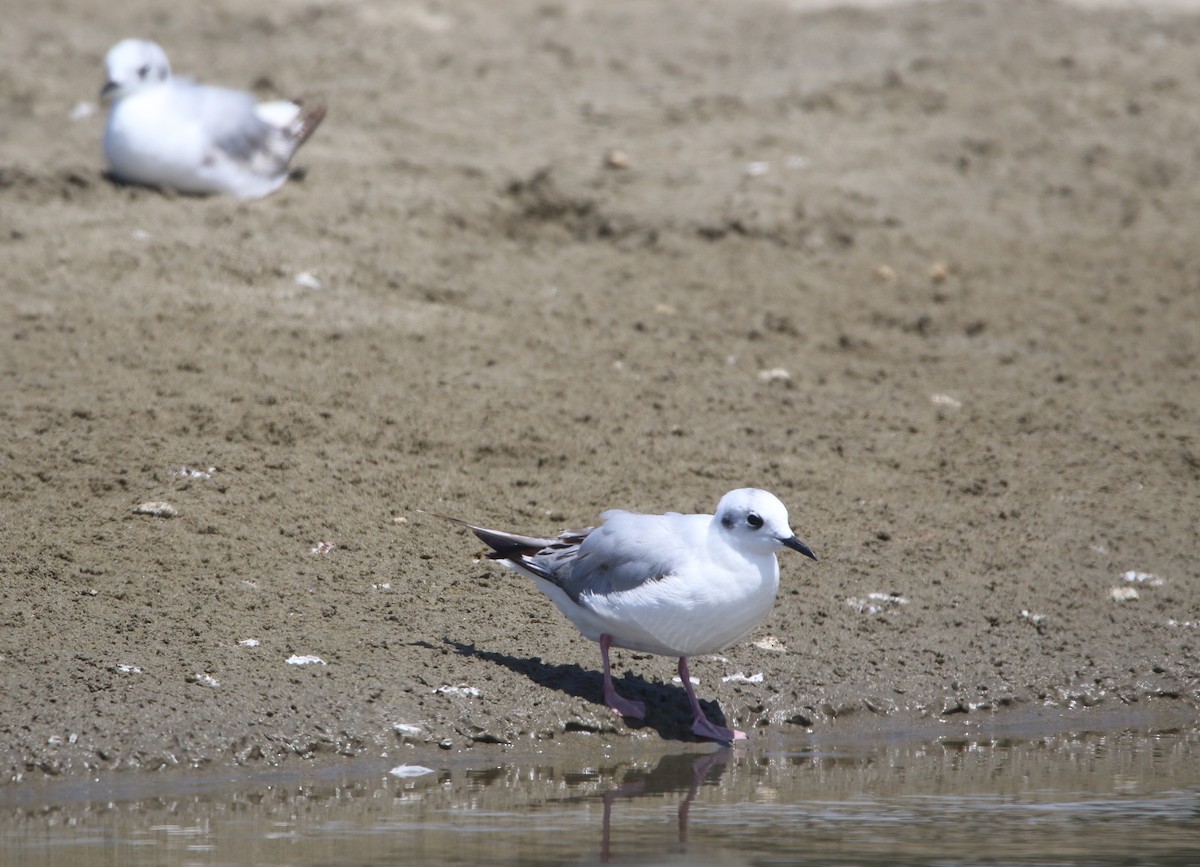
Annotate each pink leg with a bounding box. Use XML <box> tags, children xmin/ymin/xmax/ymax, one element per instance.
<box><xmin>678</xmin><ymin>657</ymin><xmax>746</xmax><ymax>743</ymax></box>
<box><xmin>600</xmin><ymin>634</ymin><xmax>645</xmax><ymax>720</ymax></box>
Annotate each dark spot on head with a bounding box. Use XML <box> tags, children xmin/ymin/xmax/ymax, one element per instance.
<box><xmin>721</xmin><ymin>513</ymin><xmax>734</xmax><ymax>530</ymax></box>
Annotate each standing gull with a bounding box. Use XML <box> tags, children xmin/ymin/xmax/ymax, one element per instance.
<box><xmin>450</xmin><ymin>489</ymin><xmax>817</xmax><ymax>742</ymax></box>
<box><xmin>100</xmin><ymin>38</ymin><xmax>325</xmax><ymax>199</ymax></box>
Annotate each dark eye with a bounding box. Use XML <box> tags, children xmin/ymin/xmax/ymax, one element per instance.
<box><xmin>746</xmin><ymin>513</ymin><xmax>763</xmax><ymax>529</ymax></box>
<box><xmin>137</xmin><ymin>64</ymin><xmax>150</xmax><ymax>78</ymax></box>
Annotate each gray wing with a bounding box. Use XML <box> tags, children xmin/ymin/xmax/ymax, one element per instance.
<box><xmin>456</xmin><ymin>511</ymin><xmax>696</xmax><ymax>605</ymax></box>
<box><xmin>555</xmin><ymin>515</ymin><xmax>684</xmax><ymax>602</ymax></box>
<box><xmin>180</xmin><ymin>83</ymin><xmax>273</xmax><ymax>162</ymax></box>
<box><xmin>523</xmin><ymin>509</ymin><xmax>698</xmax><ymax>602</ymax></box>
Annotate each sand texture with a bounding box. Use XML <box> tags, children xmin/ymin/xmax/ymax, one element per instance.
<box><xmin>1</xmin><ymin>0</ymin><xmax>1197</xmax><ymax>779</ymax></box>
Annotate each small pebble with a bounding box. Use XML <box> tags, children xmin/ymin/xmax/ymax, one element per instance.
<box><xmin>605</xmin><ymin>149</ymin><xmax>630</xmax><ymax>169</ymax></box>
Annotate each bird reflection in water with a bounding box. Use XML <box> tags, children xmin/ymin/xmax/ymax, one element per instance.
<box><xmin>598</xmin><ymin>749</ymin><xmax>732</xmax><ymax>862</ymax></box>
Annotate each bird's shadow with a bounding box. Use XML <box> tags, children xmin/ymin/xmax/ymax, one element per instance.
<box><xmin>442</xmin><ymin>639</ymin><xmax>733</xmax><ymax>742</ymax></box>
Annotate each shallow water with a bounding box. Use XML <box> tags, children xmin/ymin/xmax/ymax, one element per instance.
<box><xmin>2</xmin><ymin>725</ymin><xmax>1198</xmax><ymax>866</ymax></box>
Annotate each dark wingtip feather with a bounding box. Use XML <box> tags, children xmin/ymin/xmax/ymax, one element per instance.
<box><xmin>291</xmin><ymin>103</ymin><xmax>326</xmax><ymax>148</ymax></box>
<box><xmin>424</xmin><ymin>510</ymin><xmax>553</xmax><ymax>559</ymax></box>
<box><xmin>468</xmin><ymin>525</ymin><xmax>555</xmax><ymax>561</ymax></box>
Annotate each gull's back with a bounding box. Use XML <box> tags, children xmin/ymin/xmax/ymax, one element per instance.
<box><xmin>559</xmin><ymin>509</ymin><xmax>708</xmax><ymax>598</ymax></box>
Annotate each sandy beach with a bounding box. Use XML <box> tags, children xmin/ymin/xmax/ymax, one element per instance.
<box><xmin>1</xmin><ymin>0</ymin><xmax>1197</xmax><ymax>780</ymax></box>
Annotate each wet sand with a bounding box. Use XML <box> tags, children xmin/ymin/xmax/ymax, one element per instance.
<box><xmin>1</xmin><ymin>0</ymin><xmax>1197</xmax><ymax>781</ymax></box>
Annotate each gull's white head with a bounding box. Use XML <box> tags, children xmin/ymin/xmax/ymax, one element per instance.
<box><xmin>101</xmin><ymin>39</ymin><xmax>171</xmax><ymax>101</ymax></box>
<box><xmin>713</xmin><ymin>488</ymin><xmax>818</xmax><ymax>560</ymax></box>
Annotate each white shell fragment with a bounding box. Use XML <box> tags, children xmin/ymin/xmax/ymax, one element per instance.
<box><xmin>930</xmin><ymin>393</ymin><xmax>963</xmax><ymax>408</ymax></box>
<box><xmin>672</xmin><ymin>676</ymin><xmax>701</xmax><ymax>686</ymax></box>
<box><xmin>848</xmin><ymin>592</ymin><xmax>910</xmax><ymax>615</ymax></box>
<box><xmin>434</xmin><ymin>685</ymin><xmax>481</xmax><ymax>697</ymax></box>
<box><xmin>117</xmin><ymin>664</ymin><xmax>143</xmax><ymax>674</ymax></box>
<box><xmin>389</xmin><ymin>764</ymin><xmax>435</xmax><ymax>778</ymax></box>
<box><xmin>191</xmin><ymin>673</ymin><xmax>220</xmax><ymax>687</ymax></box>
<box><xmin>294</xmin><ymin>271</ymin><xmax>322</xmax><ymax>290</ymax></box>
<box><xmin>175</xmin><ymin>466</ymin><xmax>215</xmax><ymax>480</ymax></box>
<box><xmin>134</xmin><ymin>501</ymin><xmax>176</xmax><ymax>518</ymax></box>
<box><xmin>754</xmin><ymin>636</ymin><xmax>788</xmax><ymax>652</ymax></box>
<box><xmin>1122</xmin><ymin>571</ymin><xmax>1164</xmax><ymax>586</ymax></box>
<box><xmin>1109</xmin><ymin>587</ymin><xmax>1139</xmax><ymax>602</ymax></box>
<box><xmin>757</xmin><ymin>368</ymin><xmax>791</xmax><ymax>382</ymax></box>
<box><xmin>238</xmin><ymin>638</ymin><xmax>260</xmax><ymax>647</ymax></box>
<box><xmin>722</xmin><ymin>672</ymin><xmax>764</xmax><ymax>684</ymax></box>
<box><xmin>286</xmin><ymin>654</ymin><xmax>326</xmax><ymax>666</ymax></box>
<box><xmin>393</xmin><ymin>723</ymin><xmax>423</xmax><ymax>737</ymax></box>
<box><xmin>310</xmin><ymin>541</ymin><xmax>335</xmax><ymax>555</ymax></box>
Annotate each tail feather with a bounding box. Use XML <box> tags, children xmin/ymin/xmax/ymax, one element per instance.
<box><xmin>429</xmin><ymin>511</ymin><xmax>591</xmax><ymax>586</ymax></box>
<box><xmin>471</xmin><ymin>525</ymin><xmax>561</xmax><ymax>561</ymax></box>
<box><xmin>289</xmin><ymin>102</ymin><xmax>325</xmax><ymax>149</ymax></box>
<box><xmin>426</xmin><ymin>511</ymin><xmax>556</xmax><ymax>558</ymax></box>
